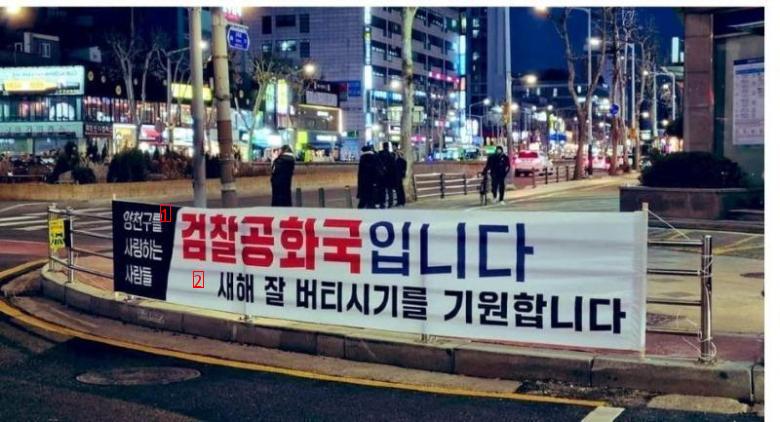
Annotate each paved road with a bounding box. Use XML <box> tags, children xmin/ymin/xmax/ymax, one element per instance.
<box><xmin>0</xmin><ymin>316</ymin><xmax>762</xmax><ymax>421</ymax></box>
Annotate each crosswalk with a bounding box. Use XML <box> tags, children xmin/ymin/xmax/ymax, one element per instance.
<box><xmin>0</xmin><ymin>207</ymin><xmax>113</xmax><ymax>233</ymax></box>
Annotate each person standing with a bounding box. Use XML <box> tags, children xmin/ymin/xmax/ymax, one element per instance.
<box><xmin>270</xmin><ymin>145</ymin><xmax>295</xmax><ymax>206</ymax></box>
<box><xmin>483</xmin><ymin>146</ymin><xmax>510</xmax><ymax>205</ymax></box>
<box><xmin>357</xmin><ymin>145</ymin><xmax>379</xmax><ymax>209</ymax></box>
<box><xmin>376</xmin><ymin>142</ymin><xmax>397</xmax><ymax>208</ymax></box>
<box><xmin>394</xmin><ymin>150</ymin><xmax>407</xmax><ymax>207</ymax></box>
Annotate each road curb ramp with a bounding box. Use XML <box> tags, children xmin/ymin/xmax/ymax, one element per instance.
<box><xmin>22</xmin><ymin>264</ymin><xmax>761</xmax><ymax>403</ymax></box>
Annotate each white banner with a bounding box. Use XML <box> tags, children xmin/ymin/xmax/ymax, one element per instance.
<box><xmin>113</xmin><ymin>203</ymin><xmax>647</xmax><ymax>351</ymax></box>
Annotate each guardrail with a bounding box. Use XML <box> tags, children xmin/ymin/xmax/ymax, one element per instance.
<box><xmin>47</xmin><ymin>204</ymin><xmax>113</xmax><ymax>282</ymax></box>
<box><xmin>0</xmin><ymin>174</ymin><xmax>47</xmax><ymax>183</ymax></box>
<box><xmin>523</xmin><ymin>165</ymin><xmax>577</xmax><ymax>188</ymax></box>
<box><xmin>646</xmin><ymin>234</ymin><xmax>714</xmax><ymax>362</ymax></box>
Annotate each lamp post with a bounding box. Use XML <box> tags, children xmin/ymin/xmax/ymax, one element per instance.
<box><xmin>189</xmin><ymin>7</ymin><xmax>206</xmax><ymax>207</ymax></box>
<box><xmin>572</xmin><ymin>7</ymin><xmax>594</xmax><ymax>176</ymax></box>
<box><xmin>646</xmin><ymin>68</ymin><xmax>676</xmax><ymax>141</ymax></box>
<box><xmin>468</xmin><ymin>98</ymin><xmax>490</xmax><ymax>141</ymax></box>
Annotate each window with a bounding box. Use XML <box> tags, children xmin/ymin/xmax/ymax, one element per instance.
<box><xmin>371</xmin><ymin>41</ymin><xmax>386</xmax><ymax>58</ymax></box>
<box><xmin>262</xmin><ymin>16</ymin><xmax>272</xmax><ymax>34</ymax></box>
<box><xmin>372</xmin><ymin>66</ymin><xmax>386</xmax><ymax>79</ymax></box>
<box><xmin>445</xmin><ymin>60</ymin><xmax>455</xmax><ymax>71</ymax></box>
<box><xmin>299</xmin><ymin>14</ymin><xmax>309</xmax><ymax>33</ymax></box>
<box><xmin>412</xmin><ymin>30</ymin><xmax>425</xmax><ymax>43</ymax></box>
<box><xmin>371</xmin><ymin>16</ymin><xmax>387</xmax><ymax>32</ymax></box>
<box><xmin>300</xmin><ymin>41</ymin><xmax>310</xmax><ymax>58</ymax></box>
<box><xmin>413</xmin><ymin>52</ymin><xmax>427</xmax><ymax>64</ymax></box>
<box><xmin>40</xmin><ymin>42</ymin><xmax>51</xmax><ymax>58</ymax></box>
<box><xmin>261</xmin><ymin>42</ymin><xmax>272</xmax><ymax>54</ymax></box>
<box><xmin>387</xmin><ymin>46</ymin><xmax>401</xmax><ymax>59</ymax></box>
<box><xmin>277</xmin><ymin>40</ymin><xmax>297</xmax><ymax>53</ymax></box>
<box><xmin>276</xmin><ymin>14</ymin><xmax>296</xmax><ymax>28</ymax></box>
<box><xmin>388</xmin><ymin>22</ymin><xmax>401</xmax><ymax>36</ymax></box>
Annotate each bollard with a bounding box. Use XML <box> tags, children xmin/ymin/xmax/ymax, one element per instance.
<box><xmin>47</xmin><ymin>203</ymin><xmax>55</xmax><ymax>271</ymax></box>
<box><xmin>463</xmin><ymin>173</ymin><xmax>468</xmax><ymax>195</ymax></box>
<box><xmin>544</xmin><ymin>169</ymin><xmax>549</xmax><ymax>185</ymax></box>
<box><xmin>699</xmin><ymin>234</ymin><xmax>714</xmax><ymax>362</ymax></box>
<box><xmin>344</xmin><ymin>186</ymin><xmax>353</xmax><ymax>208</ymax></box>
<box><xmin>439</xmin><ymin>173</ymin><xmax>445</xmax><ymax>199</ymax></box>
<box><xmin>556</xmin><ymin>167</ymin><xmax>560</xmax><ymax>183</ymax></box>
<box><xmin>532</xmin><ymin>170</ymin><xmax>536</xmax><ymax>188</ymax></box>
<box><xmin>318</xmin><ymin>187</ymin><xmax>326</xmax><ymax>208</ymax></box>
<box><xmin>295</xmin><ymin>187</ymin><xmax>303</xmax><ymax>207</ymax></box>
<box><xmin>566</xmin><ymin>165</ymin><xmax>570</xmax><ymax>181</ymax></box>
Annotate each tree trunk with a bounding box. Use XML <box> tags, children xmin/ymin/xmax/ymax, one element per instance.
<box><xmin>401</xmin><ymin>7</ymin><xmax>417</xmax><ymax>199</ymax></box>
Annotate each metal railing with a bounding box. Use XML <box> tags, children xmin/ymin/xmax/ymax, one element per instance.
<box><xmin>412</xmin><ymin>172</ymin><xmax>482</xmax><ymax>199</ymax></box>
<box><xmin>524</xmin><ymin>165</ymin><xmax>577</xmax><ymax>188</ymax></box>
<box><xmin>646</xmin><ymin>234</ymin><xmax>714</xmax><ymax>362</ymax></box>
<box><xmin>47</xmin><ymin>204</ymin><xmax>113</xmax><ymax>282</ymax></box>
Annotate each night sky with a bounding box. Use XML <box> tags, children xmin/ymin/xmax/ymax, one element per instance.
<box><xmin>510</xmin><ymin>7</ymin><xmax>684</xmax><ymax>74</ymax></box>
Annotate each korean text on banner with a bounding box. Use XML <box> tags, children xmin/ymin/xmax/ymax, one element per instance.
<box><xmin>112</xmin><ymin>201</ymin><xmax>648</xmax><ymax>351</ymax></box>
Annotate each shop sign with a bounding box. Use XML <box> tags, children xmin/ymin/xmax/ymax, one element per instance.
<box><xmin>297</xmin><ymin>105</ymin><xmax>340</xmax><ymax>132</ymax></box>
<box><xmin>0</xmin><ymin>66</ymin><xmax>84</xmax><ymax>95</ymax></box>
<box><xmin>305</xmin><ymin>91</ymin><xmax>338</xmax><ymax>107</ymax></box>
<box><xmin>0</xmin><ymin>121</ymin><xmax>83</xmax><ymax>138</ymax></box>
<box><xmin>49</xmin><ymin>218</ymin><xmax>66</xmax><ymax>253</ymax></box>
<box><xmin>171</xmin><ymin>83</ymin><xmax>213</xmax><ymax>102</ymax></box>
<box><xmin>85</xmin><ymin>122</ymin><xmax>113</xmax><ymax>137</ymax></box>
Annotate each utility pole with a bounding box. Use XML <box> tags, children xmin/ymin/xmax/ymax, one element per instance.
<box><xmin>211</xmin><ymin>7</ymin><xmax>237</xmax><ymax>208</ymax></box>
<box><xmin>651</xmin><ymin>68</ymin><xmax>658</xmax><ymax>142</ymax></box>
<box><xmin>189</xmin><ymin>7</ymin><xmax>206</xmax><ymax>207</ymax></box>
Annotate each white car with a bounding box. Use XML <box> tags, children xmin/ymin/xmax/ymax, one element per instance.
<box><xmin>514</xmin><ymin>151</ymin><xmax>553</xmax><ymax>176</ymax></box>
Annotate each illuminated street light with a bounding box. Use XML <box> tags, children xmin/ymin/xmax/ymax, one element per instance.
<box><xmin>588</xmin><ymin>37</ymin><xmax>601</xmax><ymax>47</ymax></box>
<box><xmin>643</xmin><ymin>70</ymin><xmax>650</xmax><ymax>76</ymax></box>
<box><xmin>598</xmin><ymin>122</ymin><xmax>605</xmax><ymax>128</ymax></box>
<box><xmin>641</xmin><ymin>111</ymin><xmax>650</xmax><ymax>119</ymax></box>
<box><xmin>523</xmin><ymin>74</ymin><xmax>538</xmax><ymax>86</ymax></box>
<box><xmin>534</xmin><ymin>7</ymin><xmax>549</xmax><ymax>14</ymax></box>
<box><xmin>389</xmin><ymin>79</ymin><xmax>401</xmax><ymax>91</ymax></box>
<box><xmin>661</xmin><ymin>119</ymin><xmax>669</xmax><ymax>127</ymax></box>
<box><xmin>482</xmin><ymin>98</ymin><xmax>491</xmax><ymax>106</ymax></box>
<box><xmin>662</xmin><ymin>83</ymin><xmax>670</xmax><ymax>90</ymax></box>
<box><xmin>546</xmin><ymin>105</ymin><xmax>554</xmax><ymax>111</ymax></box>
<box><xmin>200</xmin><ymin>40</ymin><xmax>209</xmax><ymax>50</ymax></box>
<box><xmin>511</xmin><ymin>103</ymin><xmax>519</xmax><ymax>112</ymax></box>
<box><xmin>303</xmin><ymin>63</ymin><xmax>317</xmax><ymax>76</ymax></box>
<box><xmin>5</xmin><ymin>6</ymin><xmax>21</xmax><ymax>15</ymax></box>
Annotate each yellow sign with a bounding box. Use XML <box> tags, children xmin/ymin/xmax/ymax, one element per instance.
<box><xmin>49</xmin><ymin>218</ymin><xmax>65</xmax><ymax>253</ymax></box>
<box><xmin>3</xmin><ymin>79</ymin><xmax>58</xmax><ymax>93</ymax></box>
<box><xmin>171</xmin><ymin>83</ymin><xmax>213</xmax><ymax>102</ymax></box>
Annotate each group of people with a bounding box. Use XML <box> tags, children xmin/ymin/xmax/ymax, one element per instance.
<box><xmin>357</xmin><ymin>142</ymin><xmax>407</xmax><ymax>209</ymax></box>
<box><xmin>268</xmin><ymin>142</ymin><xmax>510</xmax><ymax>208</ymax></box>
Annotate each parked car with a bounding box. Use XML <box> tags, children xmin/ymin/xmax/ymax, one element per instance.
<box><xmin>514</xmin><ymin>150</ymin><xmax>553</xmax><ymax>176</ymax></box>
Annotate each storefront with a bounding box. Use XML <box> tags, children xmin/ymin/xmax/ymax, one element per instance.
<box><xmin>295</xmin><ymin>104</ymin><xmax>342</xmax><ymax>160</ymax></box>
<box><xmin>0</xmin><ymin>66</ymin><xmax>85</xmax><ymax>155</ymax></box>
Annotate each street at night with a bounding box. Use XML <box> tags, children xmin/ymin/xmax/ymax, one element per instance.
<box><xmin>0</xmin><ymin>3</ymin><xmax>771</xmax><ymax>421</ymax></box>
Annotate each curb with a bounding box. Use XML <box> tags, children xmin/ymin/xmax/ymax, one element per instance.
<box><xmin>0</xmin><ymin>259</ymin><xmax>48</xmax><ymax>287</ymax></box>
<box><xmin>35</xmin><ymin>266</ymin><xmax>758</xmax><ymax>403</ymax></box>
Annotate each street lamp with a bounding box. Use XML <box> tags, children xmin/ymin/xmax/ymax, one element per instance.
<box><xmin>303</xmin><ymin>63</ymin><xmax>317</xmax><ymax>76</ymax></box>
<box><xmin>523</xmin><ymin>74</ymin><xmax>538</xmax><ymax>86</ymax></box>
<box><xmin>467</xmin><ymin>98</ymin><xmax>491</xmax><ymax>140</ymax></box>
<box><xmin>511</xmin><ymin>103</ymin><xmax>519</xmax><ymax>112</ymax></box>
<box><xmin>648</xmin><ymin>68</ymin><xmax>677</xmax><ymax>140</ymax></box>
<box><xmin>389</xmin><ymin>79</ymin><xmax>401</xmax><ymax>91</ymax></box>
<box><xmin>4</xmin><ymin>6</ymin><xmax>21</xmax><ymax>15</ymax></box>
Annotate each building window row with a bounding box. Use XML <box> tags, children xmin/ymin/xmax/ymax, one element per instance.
<box><xmin>261</xmin><ymin>14</ymin><xmax>310</xmax><ymax>34</ymax></box>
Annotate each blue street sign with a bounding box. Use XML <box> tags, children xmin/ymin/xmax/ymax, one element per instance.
<box><xmin>227</xmin><ymin>26</ymin><xmax>249</xmax><ymax>51</ymax></box>
<box><xmin>609</xmin><ymin>103</ymin><xmax>620</xmax><ymax>117</ymax></box>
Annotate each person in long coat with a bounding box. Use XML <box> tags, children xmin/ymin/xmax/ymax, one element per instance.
<box><xmin>357</xmin><ymin>145</ymin><xmax>379</xmax><ymax>209</ymax></box>
<box><xmin>271</xmin><ymin>145</ymin><xmax>295</xmax><ymax>206</ymax></box>
<box><xmin>394</xmin><ymin>151</ymin><xmax>407</xmax><ymax>207</ymax></box>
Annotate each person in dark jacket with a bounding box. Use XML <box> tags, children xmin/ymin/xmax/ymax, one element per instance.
<box><xmin>483</xmin><ymin>146</ymin><xmax>511</xmax><ymax>204</ymax></box>
<box><xmin>395</xmin><ymin>150</ymin><xmax>407</xmax><ymax>207</ymax></box>
<box><xmin>376</xmin><ymin>142</ymin><xmax>397</xmax><ymax>208</ymax></box>
<box><xmin>357</xmin><ymin>145</ymin><xmax>379</xmax><ymax>209</ymax></box>
<box><xmin>270</xmin><ymin>145</ymin><xmax>295</xmax><ymax>206</ymax></box>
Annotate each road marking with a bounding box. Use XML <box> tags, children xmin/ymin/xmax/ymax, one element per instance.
<box><xmin>582</xmin><ymin>406</ymin><xmax>625</xmax><ymax>421</ymax></box>
<box><xmin>0</xmin><ymin>203</ymin><xmax>39</xmax><ymax>215</ymax></box>
<box><xmin>0</xmin><ymin>297</ymin><xmax>607</xmax><ymax>408</ymax></box>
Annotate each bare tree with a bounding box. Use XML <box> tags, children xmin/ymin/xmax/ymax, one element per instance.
<box><xmin>156</xmin><ymin>38</ymin><xmax>191</xmax><ymax>149</ymax></box>
<box><xmin>106</xmin><ymin>12</ymin><xmax>163</xmax><ymax>150</ymax></box>
<box><xmin>400</xmin><ymin>7</ymin><xmax>418</xmax><ymax>199</ymax></box>
<box><xmin>632</xmin><ymin>18</ymin><xmax>659</xmax><ymax>169</ymax></box>
<box><xmin>554</xmin><ymin>7</ymin><xmax>611</xmax><ymax>179</ymax></box>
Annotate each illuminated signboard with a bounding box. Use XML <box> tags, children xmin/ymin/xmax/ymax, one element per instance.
<box><xmin>0</xmin><ymin>66</ymin><xmax>84</xmax><ymax>95</ymax></box>
<box><xmin>171</xmin><ymin>83</ymin><xmax>213</xmax><ymax>102</ymax></box>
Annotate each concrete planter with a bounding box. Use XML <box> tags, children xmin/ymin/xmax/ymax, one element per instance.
<box><xmin>620</xmin><ymin>185</ymin><xmax>762</xmax><ymax>219</ymax></box>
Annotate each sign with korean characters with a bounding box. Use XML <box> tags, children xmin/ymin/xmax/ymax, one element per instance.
<box><xmin>49</xmin><ymin>218</ymin><xmax>66</xmax><ymax>253</ymax></box>
<box><xmin>112</xmin><ymin>201</ymin><xmax>648</xmax><ymax>351</ymax></box>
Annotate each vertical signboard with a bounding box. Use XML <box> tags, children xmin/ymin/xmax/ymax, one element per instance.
<box><xmin>732</xmin><ymin>58</ymin><xmax>764</xmax><ymax>146</ymax></box>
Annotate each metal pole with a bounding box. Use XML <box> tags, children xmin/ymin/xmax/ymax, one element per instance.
<box><xmin>586</xmin><ymin>9</ymin><xmax>593</xmax><ymax>176</ymax></box>
<box><xmin>48</xmin><ymin>203</ymin><xmax>55</xmax><ymax>270</ymax></box>
<box><xmin>670</xmin><ymin>73</ymin><xmax>676</xmax><ymax>121</ymax></box>
<box><xmin>166</xmin><ymin>55</ymin><xmax>174</xmax><ymax>150</ymax></box>
<box><xmin>700</xmin><ymin>234</ymin><xmax>714</xmax><ymax>362</ymax></box>
<box><xmin>504</xmin><ymin>7</ymin><xmax>514</xmax><ymax>184</ymax></box>
<box><xmin>211</xmin><ymin>7</ymin><xmax>238</xmax><ymax>208</ymax></box>
<box><xmin>652</xmin><ymin>69</ymin><xmax>658</xmax><ymax>142</ymax></box>
<box><xmin>67</xmin><ymin>207</ymin><xmax>74</xmax><ymax>284</ymax></box>
<box><xmin>189</xmin><ymin>7</ymin><xmax>207</xmax><ymax>207</ymax></box>
<box><xmin>295</xmin><ymin>187</ymin><xmax>303</xmax><ymax>207</ymax></box>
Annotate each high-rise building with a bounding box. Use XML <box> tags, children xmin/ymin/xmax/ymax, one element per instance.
<box><xmin>243</xmin><ymin>7</ymin><xmax>467</xmax><ymax>156</ymax></box>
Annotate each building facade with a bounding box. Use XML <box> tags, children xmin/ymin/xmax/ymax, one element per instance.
<box><xmin>243</xmin><ymin>7</ymin><xmax>468</xmax><ymax>158</ymax></box>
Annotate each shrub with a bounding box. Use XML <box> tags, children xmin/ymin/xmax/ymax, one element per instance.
<box><xmin>107</xmin><ymin>148</ymin><xmax>150</xmax><ymax>182</ymax></box>
<box><xmin>71</xmin><ymin>166</ymin><xmax>96</xmax><ymax>184</ymax></box>
<box><xmin>640</xmin><ymin>152</ymin><xmax>743</xmax><ymax>189</ymax></box>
